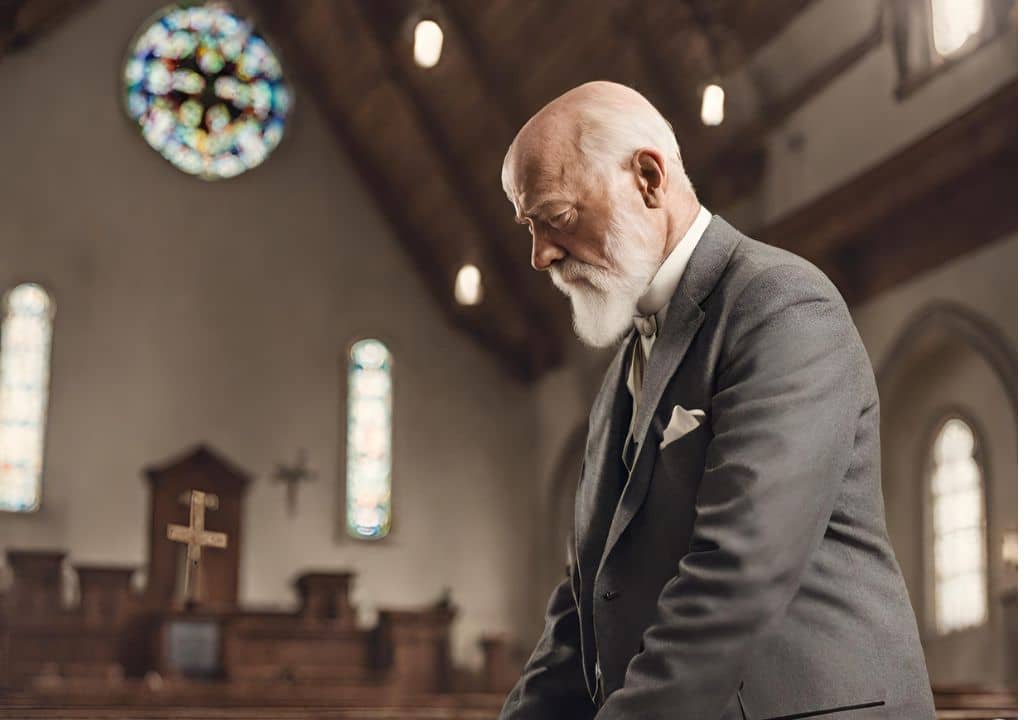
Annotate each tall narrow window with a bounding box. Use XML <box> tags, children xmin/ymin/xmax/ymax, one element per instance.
<box><xmin>892</xmin><ymin>0</ymin><xmax>1011</xmax><ymax>98</ymax></box>
<box><xmin>0</xmin><ymin>284</ymin><xmax>54</xmax><ymax>513</ymax></box>
<box><xmin>928</xmin><ymin>416</ymin><xmax>988</xmax><ymax>634</ymax></box>
<box><xmin>346</xmin><ymin>339</ymin><xmax>392</xmax><ymax>539</ymax></box>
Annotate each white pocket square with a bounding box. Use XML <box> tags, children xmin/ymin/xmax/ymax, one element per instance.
<box><xmin>659</xmin><ymin>406</ymin><xmax>706</xmax><ymax>449</ymax></box>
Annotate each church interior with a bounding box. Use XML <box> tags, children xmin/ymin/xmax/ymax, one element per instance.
<box><xmin>0</xmin><ymin>0</ymin><xmax>1017</xmax><ymax>717</ymax></box>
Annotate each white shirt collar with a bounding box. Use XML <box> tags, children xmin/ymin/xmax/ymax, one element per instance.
<box><xmin>636</xmin><ymin>205</ymin><xmax>712</xmax><ymax>328</ymax></box>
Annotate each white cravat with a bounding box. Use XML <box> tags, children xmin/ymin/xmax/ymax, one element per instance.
<box><xmin>623</xmin><ymin>206</ymin><xmax>712</xmax><ymax>468</ymax></box>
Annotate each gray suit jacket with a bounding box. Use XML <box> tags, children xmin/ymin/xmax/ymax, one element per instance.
<box><xmin>499</xmin><ymin>216</ymin><xmax>935</xmax><ymax>720</ymax></box>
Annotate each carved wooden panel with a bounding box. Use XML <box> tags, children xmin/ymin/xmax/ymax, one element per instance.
<box><xmin>144</xmin><ymin>446</ymin><xmax>250</xmax><ymax>611</ymax></box>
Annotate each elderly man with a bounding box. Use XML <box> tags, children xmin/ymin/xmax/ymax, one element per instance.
<box><xmin>498</xmin><ymin>82</ymin><xmax>934</xmax><ymax>720</ymax></box>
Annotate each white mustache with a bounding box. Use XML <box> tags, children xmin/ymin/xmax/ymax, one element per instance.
<box><xmin>551</xmin><ymin>259</ymin><xmax>611</xmax><ymax>289</ymax></box>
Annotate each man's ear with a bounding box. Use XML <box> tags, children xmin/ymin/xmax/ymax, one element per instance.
<box><xmin>631</xmin><ymin>148</ymin><xmax>666</xmax><ymax>208</ymax></box>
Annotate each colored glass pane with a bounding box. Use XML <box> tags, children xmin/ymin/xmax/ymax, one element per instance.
<box><xmin>123</xmin><ymin>3</ymin><xmax>291</xmax><ymax>180</ymax></box>
<box><xmin>346</xmin><ymin>339</ymin><xmax>392</xmax><ymax>539</ymax></box>
<box><xmin>0</xmin><ymin>284</ymin><xmax>54</xmax><ymax>513</ymax></box>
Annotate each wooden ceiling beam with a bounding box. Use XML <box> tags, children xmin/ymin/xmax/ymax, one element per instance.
<box><xmin>699</xmin><ymin>0</ymin><xmax>818</xmax><ymax>75</ymax></box>
<box><xmin>0</xmin><ymin>0</ymin><xmax>93</xmax><ymax>55</ymax></box>
<box><xmin>350</xmin><ymin>0</ymin><xmax>564</xmax><ymax>375</ymax></box>
<box><xmin>436</xmin><ymin>0</ymin><xmax>530</xmax><ymax>129</ymax></box>
<box><xmin>251</xmin><ymin>0</ymin><xmax>546</xmax><ymax>380</ymax></box>
<box><xmin>760</xmin><ymin>80</ymin><xmax>1017</xmax><ymax>306</ymax></box>
<box><xmin>695</xmin><ymin>7</ymin><xmax>885</xmax><ymax>210</ymax></box>
<box><xmin>0</xmin><ymin>1</ymin><xmax>21</xmax><ymax>56</ymax></box>
<box><xmin>432</xmin><ymin>0</ymin><xmax>574</xmax><ymax>369</ymax></box>
<box><xmin>611</xmin><ymin>2</ymin><xmax>705</xmax><ymax>141</ymax></box>
<box><xmin>612</xmin><ymin>0</ymin><xmax>813</xmax><ymax>211</ymax></box>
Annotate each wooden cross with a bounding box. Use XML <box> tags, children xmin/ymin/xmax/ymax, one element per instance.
<box><xmin>273</xmin><ymin>449</ymin><xmax>317</xmax><ymax>514</ymax></box>
<box><xmin>167</xmin><ymin>490</ymin><xmax>228</xmax><ymax>605</ymax></box>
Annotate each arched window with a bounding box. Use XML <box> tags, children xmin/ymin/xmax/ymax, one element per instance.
<box><xmin>0</xmin><ymin>284</ymin><xmax>55</xmax><ymax>513</ymax></box>
<box><xmin>927</xmin><ymin>415</ymin><xmax>988</xmax><ymax>634</ymax></box>
<box><xmin>345</xmin><ymin>339</ymin><xmax>392</xmax><ymax>539</ymax></box>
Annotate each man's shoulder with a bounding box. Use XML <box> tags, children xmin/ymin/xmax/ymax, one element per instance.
<box><xmin>716</xmin><ymin>226</ymin><xmax>844</xmax><ymax>308</ymax></box>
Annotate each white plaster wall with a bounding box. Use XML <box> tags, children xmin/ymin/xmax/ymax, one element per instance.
<box><xmin>0</xmin><ymin>0</ymin><xmax>539</xmax><ymax>670</ymax></box>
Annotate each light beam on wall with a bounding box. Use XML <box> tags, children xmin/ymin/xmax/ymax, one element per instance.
<box><xmin>700</xmin><ymin>84</ymin><xmax>725</xmax><ymax>127</ymax></box>
<box><xmin>413</xmin><ymin>19</ymin><xmax>444</xmax><ymax>68</ymax></box>
<box><xmin>454</xmin><ymin>264</ymin><xmax>483</xmax><ymax>306</ymax></box>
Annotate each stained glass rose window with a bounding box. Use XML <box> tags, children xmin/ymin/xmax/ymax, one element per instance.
<box><xmin>123</xmin><ymin>3</ymin><xmax>291</xmax><ymax>180</ymax></box>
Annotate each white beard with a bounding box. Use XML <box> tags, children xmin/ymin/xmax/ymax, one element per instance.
<box><xmin>550</xmin><ymin>208</ymin><xmax>661</xmax><ymax>348</ymax></box>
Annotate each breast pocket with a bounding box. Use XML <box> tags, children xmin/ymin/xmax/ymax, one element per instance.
<box><xmin>658</xmin><ymin>405</ymin><xmax>708</xmax><ymax>450</ymax></box>
<box><xmin>654</xmin><ymin>407</ymin><xmax>711</xmax><ymax>471</ymax></box>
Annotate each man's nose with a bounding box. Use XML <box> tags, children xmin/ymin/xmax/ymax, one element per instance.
<box><xmin>531</xmin><ymin>233</ymin><xmax>566</xmax><ymax>271</ymax></box>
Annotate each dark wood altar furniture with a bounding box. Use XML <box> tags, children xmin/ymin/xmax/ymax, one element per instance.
<box><xmin>223</xmin><ymin>612</ymin><xmax>375</xmax><ymax>684</ymax></box>
<box><xmin>478</xmin><ymin>633</ymin><xmax>521</xmax><ymax>694</ymax></box>
<box><xmin>295</xmin><ymin>572</ymin><xmax>356</xmax><ymax>625</ymax></box>
<box><xmin>0</xmin><ymin>445</ymin><xmax>495</xmax><ymax>713</ymax></box>
<box><xmin>145</xmin><ymin>445</ymin><xmax>248</xmax><ymax>611</ymax></box>
<box><xmin>75</xmin><ymin>566</ymin><xmax>137</xmax><ymax>627</ymax></box>
<box><xmin>1</xmin><ymin>445</ymin><xmax>494</xmax><ymax>712</ymax></box>
<box><xmin>2</xmin><ymin>549</ymin><xmax>483</xmax><ymax>702</ymax></box>
<box><xmin>222</xmin><ymin>571</ymin><xmax>371</xmax><ymax>684</ymax></box>
<box><xmin>376</xmin><ymin>602</ymin><xmax>457</xmax><ymax>693</ymax></box>
<box><xmin>5</xmin><ymin>551</ymin><xmax>63</xmax><ymax>623</ymax></box>
<box><xmin>2</xmin><ymin>553</ymin><xmax>134</xmax><ymax>692</ymax></box>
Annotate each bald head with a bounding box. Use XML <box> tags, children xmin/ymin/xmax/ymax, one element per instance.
<box><xmin>502</xmin><ymin>81</ymin><xmax>686</xmax><ymax>206</ymax></box>
<box><xmin>500</xmin><ymin>81</ymin><xmax>700</xmax><ymax>348</ymax></box>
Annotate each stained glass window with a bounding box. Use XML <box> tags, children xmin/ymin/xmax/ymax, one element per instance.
<box><xmin>123</xmin><ymin>2</ymin><xmax>291</xmax><ymax>180</ymax></box>
<box><xmin>346</xmin><ymin>339</ymin><xmax>392</xmax><ymax>539</ymax></box>
<box><xmin>929</xmin><ymin>416</ymin><xmax>988</xmax><ymax>635</ymax></box>
<box><xmin>0</xmin><ymin>284</ymin><xmax>54</xmax><ymax>513</ymax></box>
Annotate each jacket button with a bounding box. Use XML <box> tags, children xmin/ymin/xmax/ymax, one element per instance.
<box><xmin>601</xmin><ymin>590</ymin><xmax>620</xmax><ymax>601</ymax></box>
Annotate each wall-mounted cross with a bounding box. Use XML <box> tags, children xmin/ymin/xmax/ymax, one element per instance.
<box><xmin>273</xmin><ymin>449</ymin><xmax>317</xmax><ymax>514</ymax></box>
<box><xmin>167</xmin><ymin>490</ymin><xmax>228</xmax><ymax>606</ymax></box>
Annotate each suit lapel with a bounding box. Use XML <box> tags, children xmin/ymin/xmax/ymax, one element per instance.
<box><xmin>595</xmin><ymin>215</ymin><xmax>742</xmax><ymax>579</ymax></box>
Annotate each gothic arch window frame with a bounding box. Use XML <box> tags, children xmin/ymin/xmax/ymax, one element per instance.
<box><xmin>340</xmin><ymin>334</ymin><xmax>396</xmax><ymax>542</ymax></box>
<box><xmin>876</xmin><ymin>300</ymin><xmax>1016</xmax><ymax>417</ymax></box>
<box><xmin>0</xmin><ymin>281</ymin><xmax>56</xmax><ymax>514</ymax></box>
<box><xmin>919</xmin><ymin>405</ymin><xmax>992</xmax><ymax>638</ymax></box>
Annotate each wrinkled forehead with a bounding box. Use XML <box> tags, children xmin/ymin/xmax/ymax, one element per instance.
<box><xmin>507</xmin><ymin>132</ymin><xmax>581</xmax><ymax>210</ymax></box>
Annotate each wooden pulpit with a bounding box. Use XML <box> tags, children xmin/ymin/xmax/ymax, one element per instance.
<box><xmin>5</xmin><ymin>550</ymin><xmax>65</xmax><ymax>623</ymax></box>
<box><xmin>144</xmin><ymin>445</ymin><xmax>249</xmax><ymax>611</ymax></box>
